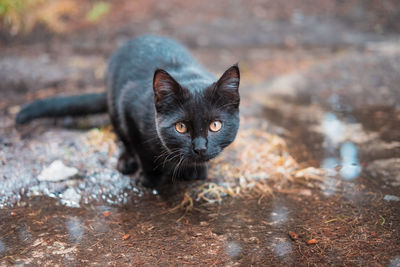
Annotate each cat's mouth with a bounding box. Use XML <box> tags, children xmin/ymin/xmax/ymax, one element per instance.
<box><xmin>167</xmin><ymin>150</ymin><xmax>218</xmax><ymax>164</ymax></box>
<box><xmin>190</xmin><ymin>153</ymin><xmax>218</xmax><ymax>163</ymax></box>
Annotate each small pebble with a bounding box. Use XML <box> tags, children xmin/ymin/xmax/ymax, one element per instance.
<box><xmin>38</xmin><ymin>160</ymin><xmax>78</xmax><ymax>182</ymax></box>
<box><xmin>383</xmin><ymin>195</ymin><xmax>400</xmax><ymax>202</ymax></box>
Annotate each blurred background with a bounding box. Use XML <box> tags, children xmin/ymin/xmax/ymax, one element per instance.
<box><xmin>1</xmin><ymin>0</ymin><xmax>400</xmax><ymax>99</ymax></box>
<box><xmin>0</xmin><ymin>0</ymin><xmax>400</xmax><ymax>266</ymax></box>
<box><xmin>1</xmin><ymin>0</ymin><xmax>400</xmax><ymax>103</ymax></box>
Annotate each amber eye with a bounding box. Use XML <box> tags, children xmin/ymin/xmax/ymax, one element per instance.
<box><xmin>209</xmin><ymin>121</ymin><xmax>222</xmax><ymax>132</ymax></box>
<box><xmin>175</xmin><ymin>122</ymin><xmax>187</xmax><ymax>133</ymax></box>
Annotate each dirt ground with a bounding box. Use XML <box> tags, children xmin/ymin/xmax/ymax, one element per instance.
<box><xmin>0</xmin><ymin>0</ymin><xmax>399</xmax><ymax>266</ymax></box>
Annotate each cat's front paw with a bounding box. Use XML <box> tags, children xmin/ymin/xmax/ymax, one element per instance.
<box><xmin>117</xmin><ymin>152</ymin><xmax>138</xmax><ymax>174</ymax></box>
<box><xmin>142</xmin><ymin>172</ymin><xmax>163</xmax><ymax>188</ymax></box>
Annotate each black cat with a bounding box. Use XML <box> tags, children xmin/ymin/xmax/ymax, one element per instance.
<box><xmin>16</xmin><ymin>35</ymin><xmax>240</xmax><ymax>186</ymax></box>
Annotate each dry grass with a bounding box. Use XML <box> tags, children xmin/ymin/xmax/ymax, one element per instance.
<box><xmin>85</xmin><ymin>126</ymin><xmax>117</xmax><ymax>158</ymax></box>
<box><xmin>0</xmin><ymin>0</ymin><xmax>109</xmax><ymax>35</ymax></box>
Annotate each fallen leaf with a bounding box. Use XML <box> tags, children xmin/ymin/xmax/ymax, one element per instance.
<box><xmin>103</xmin><ymin>211</ymin><xmax>110</xmax><ymax>217</ymax></box>
<box><xmin>288</xmin><ymin>231</ymin><xmax>298</xmax><ymax>241</ymax></box>
<box><xmin>306</xmin><ymin>239</ymin><xmax>318</xmax><ymax>245</ymax></box>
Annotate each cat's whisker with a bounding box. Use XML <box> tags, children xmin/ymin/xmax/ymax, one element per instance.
<box><xmin>154</xmin><ymin>149</ymin><xmax>172</xmax><ymax>162</ymax></box>
<box><xmin>163</xmin><ymin>152</ymin><xmax>181</xmax><ymax>168</ymax></box>
<box><xmin>153</xmin><ymin>148</ymin><xmax>181</xmax><ymax>170</ymax></box>
<box><xmin>172</xmin><ymin>154</ymin><xmax>185</xmax><ymax>184</ymax></box>
<box><xmin>177</xmin><ymin>158</ymin><xmax>188</xmax><ymax>180</ymax></box>
<box><xmin>154</xmin><ymin>147</ymin><xmax>178</xmax><ymax>162</ymax></box>
<box><xmin>159</xmin><ymin>150</ymin><xmax>179</xmax><ymax>169</ymax></box>
<box><xmin>173</xmin><ymin>157</ymin><xmax>183</xmax><ymax>183</ymax></box>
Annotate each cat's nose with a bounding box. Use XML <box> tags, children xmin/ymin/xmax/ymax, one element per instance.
<box><xmin>192</xmin><ymin>137</ymin><xmax>207</xmax><ymax>155</ymax></box>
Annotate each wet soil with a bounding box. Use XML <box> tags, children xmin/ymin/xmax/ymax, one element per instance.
<box><xmin>1</xmin><ymin>185</ymin><xmax>399</xmax><ymax>266</ymax></box>
<box><xmin>1</xmin><ymin>0</ymin><xmax>400</xmax><ymax>266</ymax></box>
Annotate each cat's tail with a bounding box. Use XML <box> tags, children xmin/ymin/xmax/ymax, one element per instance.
<box><xmin>15</xmin><ymin>92</ymin><xmax>107</xmax><ymax>125</ymax></box>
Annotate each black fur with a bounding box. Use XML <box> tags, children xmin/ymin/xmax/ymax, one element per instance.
<box><xmin>16</xmin><ymin>92</ymin><xmax>107</xmax><ymax>124</ymax></box>
<box><xmin>16</xmin><ymin>35</ymin><xmax>240</xmax><ymax>186</ymax></box>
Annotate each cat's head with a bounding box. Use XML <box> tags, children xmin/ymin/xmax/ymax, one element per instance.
<box><xmin>153</xmin><ymin>65</ymin><xmax>240</xmax><ymax>163</ymax></box>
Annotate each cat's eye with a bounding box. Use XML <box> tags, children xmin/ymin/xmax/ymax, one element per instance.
<box><xmin>175</xmin><ymin>122</ymin><xmax>187</xmax><ymax>133</ymax></box>
<box><xmin>209</xmin><ymin>121</ymin><xmax>222</xmax><ymax>132</ymax></box>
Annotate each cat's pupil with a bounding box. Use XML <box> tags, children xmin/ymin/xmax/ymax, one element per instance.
<box><xmin>209</xmin><ymin>121</ymin><xmax>222</xmax><ymax>132</ymax></box>
<box><xmin>176</xmin><ymin>122</ymin><xmax>187</xmax><ymax>133</ymax></box>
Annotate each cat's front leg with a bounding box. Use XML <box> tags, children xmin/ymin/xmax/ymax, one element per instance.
<box><xmin>117</xmin><ymin>149</ymin><xmax>138</xmax><ymax>174</ymax></box>
<box><xmin>140</xmin><ymin>156</ymin><xmax>164</xmax><ymax>187</ymax></box>
<box><xmin>180</xmin><ymin>164</ymin><xmax>208</xmax><ymax>181</ymax></box>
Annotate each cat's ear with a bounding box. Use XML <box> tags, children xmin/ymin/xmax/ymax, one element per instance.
<box><xmin>217</xmin><ymin>64</ymin><xmax>240</xmax><ymax>93</ymax></box>
<box><xmin>213</xmin><ymin>64</ymin><xmax>240</xmax><ymax>104</ymax></box>
<box><xmin>153</xmin><ymin>69</ymin><xmax>187</xmax><ymax>104</ymax></box>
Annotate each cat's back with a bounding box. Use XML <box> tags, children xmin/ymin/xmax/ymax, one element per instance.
<box><xmin>108</xmin><ymin>35</ymin><xmax>197</xmax><ymax>92</ymax></box>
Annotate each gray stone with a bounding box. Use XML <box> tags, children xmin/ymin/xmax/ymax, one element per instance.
<box><xmin>38</xmin><ymin>160</ymin><xmax>78</xmax><ymax>182</ymax></box>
